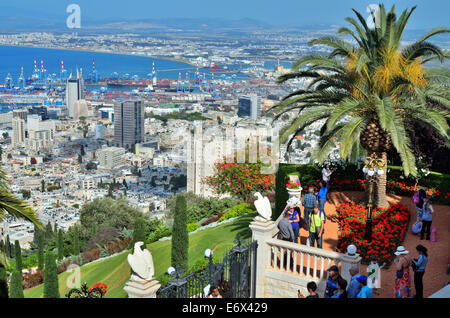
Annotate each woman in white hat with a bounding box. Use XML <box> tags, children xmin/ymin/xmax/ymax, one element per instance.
<box><xmin>393</xmin><ymin>246</ymin><xmax>413</xmax><ymax>298</ymax></box>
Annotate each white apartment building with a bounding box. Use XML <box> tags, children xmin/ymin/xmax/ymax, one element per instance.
<box><xmin>97</xmin><ymin>146</ymin><xmax>126</xmax><ymax>169</ymax></box>
<box><xmin>12</xmin><ymin>117</ymin><xmax>25</xmax><ymax>147</ymax></box>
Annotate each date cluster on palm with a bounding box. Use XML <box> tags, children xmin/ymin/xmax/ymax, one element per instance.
<box><xmin>360</xmin><ymin>121</ymin><xmax>392</xmax><ymax>153</ymax></box>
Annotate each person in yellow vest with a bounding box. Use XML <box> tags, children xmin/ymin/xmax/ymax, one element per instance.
<box><xmin>309</xmin><ymin>206</ymin><xmax>324</xmax><ymax>248</ymax></box>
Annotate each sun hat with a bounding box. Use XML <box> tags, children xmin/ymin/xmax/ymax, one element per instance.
<box><xmin>356</xmin><ymin>275</ymin><xmax>367</xmax><ymax>284</ymax></box>
<box><xmin>287</xmin><ymin>197</ymin><xmax>299</xmax><ymax>206</ymax></box>
<box><xmin>394</xmin><ymin>246</ymin><xmax>409</xmax><ymax>256</ymax></box>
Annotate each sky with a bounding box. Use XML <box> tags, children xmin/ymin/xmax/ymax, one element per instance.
<box><xmin>2</xmin><ymin>0</ymin><xmax>449</xmax><ymax>29</ymax></box>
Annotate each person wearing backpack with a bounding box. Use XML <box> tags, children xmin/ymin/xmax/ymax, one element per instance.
<box><xmin>413</xmin><ymin>185</ymin><xmax>428</xmax><ymax>222</ymax></box>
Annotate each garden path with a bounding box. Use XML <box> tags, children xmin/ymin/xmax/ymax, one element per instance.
<box><xmin>296</xmin><ymin>191</ymin><xmax>449</xmax><ymax>298</ymax></box>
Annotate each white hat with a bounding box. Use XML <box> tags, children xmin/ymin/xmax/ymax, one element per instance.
<box><xmin>287</xmin><ymin>197</ymin><xmax>299</xmax><ymax>206</ymax></box>
<box><xmin>394</xmin><ymin>246</ymin><xmax>409</xmax><ymax>256</ymax></box>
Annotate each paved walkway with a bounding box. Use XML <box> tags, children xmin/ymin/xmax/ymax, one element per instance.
<box><xmin>296</xmin><ymin>191</ymin><xmax>449</xmax><ymax>298</ymax></box>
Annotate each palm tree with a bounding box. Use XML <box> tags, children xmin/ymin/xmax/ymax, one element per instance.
<box><xmin>270</xmin><ymin>4</ymin><xmax>449</xmax><ymax>208</ymax></box>
<box><xmin>0</xmin><ymin>168</ymin><xmax>43</xmax><ymax>265</ymax></box>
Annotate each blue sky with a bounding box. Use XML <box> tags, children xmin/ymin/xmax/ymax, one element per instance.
<box><xmin>3</xmin><ymin>0</ymin><xmax>450</xmax><ymax>29</ymax></box>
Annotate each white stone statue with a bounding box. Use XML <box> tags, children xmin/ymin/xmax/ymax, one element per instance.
<box><xmin>127</xmin><ymin>242</ymin><xmax>155</xmax><ymax>281</ymax></box>
<box><xmin>253</xmin><ymin>192</ymin><xmax>272</xmax><ymax>222</ymax></box>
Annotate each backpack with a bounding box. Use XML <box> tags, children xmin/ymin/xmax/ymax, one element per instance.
<box><xmin>412</xmin><ymin>191</ymin><xmax>420</xmax><ymax>204</ymax></box>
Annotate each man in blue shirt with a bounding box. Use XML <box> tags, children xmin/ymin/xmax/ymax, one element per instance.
<box><xmin>317</xmin><ymin>181</ymin><xmax>327</xmax><ymax>223</ymax></box>
<box><xmin>347</xmin><ymin>265</ymin><xmax>362</xmax><ymax>298</ymax></box>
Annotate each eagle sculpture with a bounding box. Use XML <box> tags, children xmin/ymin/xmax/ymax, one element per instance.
<box><xmin>253</xmin><ymin>192</ymin><xmax>272</xmax><ymax>221</ymax></box>
<box><xmin>127</xmin><ymin>242</ymin><xmax>155</xmax><ymax>281</ymax></box>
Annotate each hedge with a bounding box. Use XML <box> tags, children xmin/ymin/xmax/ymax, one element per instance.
<box><xmin>217</xmin><ymin>203</ymin><xmax>255</xmax><ymax>223</ymax></box>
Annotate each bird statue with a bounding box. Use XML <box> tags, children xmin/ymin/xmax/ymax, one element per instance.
<box><xmin>127</xmin><ymin>242</ymin><xmax>155</xmax><ymax>281</ymax></box>
<box><xmin>253</xmin><ymin>192</ymin><xmax>272</xmax><ymax>222</ymax></box>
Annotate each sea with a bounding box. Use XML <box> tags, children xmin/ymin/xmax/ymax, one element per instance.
<box><xmin>0</xmin><ymin>45</ymin><xmax>262</xmax><ymax>85</ymax></box>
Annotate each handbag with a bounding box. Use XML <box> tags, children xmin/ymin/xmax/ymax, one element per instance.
<box><xmin>396</xmin><ymin>269</ymin><xmax>403</xmax><ymax>279</ymax></box>
<box><xmin>411</xmin><ymin>261</ymin><xmax>418</xmax><ymax>272</ymax></box>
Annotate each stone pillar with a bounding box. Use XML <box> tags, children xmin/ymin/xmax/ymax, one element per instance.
<box><xmin>124</xmin><ymin>278</ymin><xmax>161</xmax><ymax>298</ymax></box>
<box><xmin>340</xmin><ymin>252</ymin><xmax>362</xmax><ymax>283</ymax></box>
<box><xmin>249</xmin><ymin>217</ymin><xmax>277</xmax><ymax>298</ymax></box>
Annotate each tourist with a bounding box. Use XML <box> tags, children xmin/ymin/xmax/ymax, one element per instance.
<box><xmin>297</xmin><ymin>282</ymin><xmax>319</xmax><ymax>298</ymax></box>
<box><xmin>278</xmin><ymin>212</ymin><xmax>295</xmax><ymax>242</ymax></box>
<box><xmin>207</xmin><ymin>285</ymin><xmax>223</xmax><ymax>298</ymax></box>
<box><xmin>356</xmin><ymin>275</ymin><xmax>373</xmax><ymax>298</ymax></box>
<box><xmin>367</xmin><ymin>256</ymin><xmax>385</xmax><ymax>295</ymax></box>
<box><xmin>414</xmin><ymin>184</ymin><xmax>428</xmax><ymax>222</ymax></box>
<box><xmin>393</xmin><ymin>246</ymin><xmax>413</xmax><ymax>298</ymax></box>
<box><xmin>332</xmin><ymin>277</ymin><xmax>348</xmax><ymax>298</ymax></box>
<box><xmin>322</xmin><ymin>164</ymin><xmax>334</xmax><ymax>189</ymax></box>
<box><xmin>324</xmin><ymin>265</ymin><xmax>341</xmax><ymax>298</ymax></box>
<box><xmin>308</xmin><ymin>206</ymin><xmax>324</xmax><ymax>248</ymax></box>
<box><xmin>412</xmin><ymin>245</ymin><xmax>428</xmax><ymax>299</ymax></box>
<box><xmin>302</xmin><ymin>187</ymin><xmax>317</xmax><ymax>231</ymax></box>
<box><xmin>347</xmin><ymin>265</ymin><xmax>362</xmax><ymax>298</ymax></box>
<box><xmin>317</xmin><ymin>181</ymin><xmax>327</xmax><ymax>223</ymax></box>
<box><xmin>420</xmin><ymin>197</ymin><xmax>433</xmax><ymax>240</ymax></box>
<box><xmin>288</xmin><ymin>205</ymin><xmax>300</xmax><ymax>244</ymax></box>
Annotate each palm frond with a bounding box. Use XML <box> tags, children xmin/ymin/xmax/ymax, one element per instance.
<box><xmin>0</xmin><ymin>191</ymin><xmax>44</xmax><ymax>231</ymax></box>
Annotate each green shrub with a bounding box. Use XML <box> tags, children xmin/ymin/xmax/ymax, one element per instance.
<box><xmin>218</xmin><ymin>203</ymin><xmax>255</xmax><ymax>223</ymax></box>
<box><xmin>147</xmin><ymin>224</ymin><xmax>172</xmax><ymax>243</ymax></box>
<box><xmin>187</xmin><ymin>223</ymin><xmax>200</xmax><ymax>233</ymax></box>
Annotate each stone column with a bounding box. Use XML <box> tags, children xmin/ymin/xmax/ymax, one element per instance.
<box><xmin>124</xmin><ymin>278</ymin><xmax>161</xmax><ymax>298</ymax></box>
<box><xmin>340</xmin><ymin>252</ymin><xmax>362</xmax><ymax>283</ymax></box>
<box><xmin>249</xmin><ymin>217</ymin><xmax>277</xmax><ymax>298</ymax></box>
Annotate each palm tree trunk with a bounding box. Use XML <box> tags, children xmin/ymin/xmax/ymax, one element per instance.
<box><xmin>374</xmin><ymin>152</ymin><xmax>389</xmax><ymax>208</ymax></box>
<box><xmin>364</xmin><ymin>152</ymin><xmax>389</xmax><ymax>209</ymax></box>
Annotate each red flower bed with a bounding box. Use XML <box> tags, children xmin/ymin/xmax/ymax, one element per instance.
<box><xmin>336</xmin><ymin>202</ymin><xmax>411</xmax><ymax>264</ymax></box>
<box><xmin>329</xmin><ymin>179</ymin><xmax>448</xmax><ymax>205</ymax></box>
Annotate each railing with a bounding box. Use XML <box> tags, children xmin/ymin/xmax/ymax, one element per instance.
<box><xmin>266</xmin><ymin>238</ymin><xmax>343</xmax><ymax>280</ymax></box>
<box><xmin>268</xmin><ymin>204</ymin><xmax>345</xmax><ymax>280</ymax></box>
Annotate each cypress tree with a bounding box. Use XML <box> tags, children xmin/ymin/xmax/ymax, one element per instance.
<box><xmin>14</xmin><ymin>240</ymin><xmax>22</xmax><ymax>272</ymax></box>
<box><xmin>0</xmin><ymin>264</ymin><xmax>8</xmax><ymax>298</ymax></box>
<box><xmin>0</xmin><ymin>239</ymin><xmax>4</xmax><ymax>253</ymax></box>
<box><xmin>37</xmin><ymin>231</ymin><xmax>44</xmax><ymax>270</ymax></box>
<box><xmin>5</xmin><ymin>235</ymin><xmax>11</xmax><ymax>258</ymax></box>
<box><xmin>57</xmin><ymin>229</ymin><xmax>64</xmax><ymax>261</ymax></box>
<box><xmin>45</xmin><ymin>221</ymin><xmax>53</xmax><ymax>240</ymax></box>
<box><xmin>43</xmin><ymin>252</ymin><xmax>59</xmax><ymax>298</ymax></box>
<box><xmin>73</xmin><ymin>227</ymin><xmax>80</xmax><ymax>256</ymax></box>
<box><xmin>131</xmin><ymin>218</ymin><xmax>146</xmax><ymax>253</ymax></box>
<box><xmin>9</xmin><ymin>271</ymin><xmax>24</xmax><ymax>298</ymax></box>
<box><xmin>171</xmin><ymin>194</ymin><xmax>188</xmax><ymax>272</ymax></box>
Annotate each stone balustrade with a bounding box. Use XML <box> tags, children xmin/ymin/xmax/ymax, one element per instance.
<box><xmin>250</xmin><ymin>204</ymin><xmax>361</xmax><ymax>298</ymax></box>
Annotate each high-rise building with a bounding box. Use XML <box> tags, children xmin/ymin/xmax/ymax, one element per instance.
<box><xmin>12</xmin><ymin>117</ymin><xmax>25</xmax><ymax>147</ymax></box>
<box><xmin>73</xmin><ymin>99</ymin><xmax>89</xmax><ymax>120</ymax></box>
<box><xmin>66</xmin><ymin>71</ymin><xmax>84</xmax><ymax>119</ymax></box>
<box><xmin>237</xmin><ymin>94</ymin><xmax>260</xmax><ymax>120</ymax></box>
<box><xmin>12</xmin><ymin>109</ymin><xmax>28</xmax><ymax>121</ymax></box>
<box><xmin>114</xmin><ymin>100</ymin><xmax>144</xmax><ymax>150</ymax></box>
<box><xmin>186</xmin><ymin>124</ymin><xmax>233</xmax><ymax>197</ymax></box>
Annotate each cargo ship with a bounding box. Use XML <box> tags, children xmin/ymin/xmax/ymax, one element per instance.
<box><xmin>209</xmin><ymin>63</ymin><xmax>228</xmax><ymax>71</ymax></box>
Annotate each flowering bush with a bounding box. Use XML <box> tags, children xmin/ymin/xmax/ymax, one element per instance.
<box><xmin>203</xmin><ymin>157</ymin><xmax>275</xmax><ymax>201</ymax></box>
<box><xmin>336</xmin><ymin>202</ymin><xmax>411</xmax><ymax>264</ymax></box>
<box><xmin>329</xmin><ymin>179</ymin><xmax>448</xmax><ymax>205</ymax></box>
<box><xmin>89</xmin><ymin>282</ymin><xmax>107</xmax><ymax>294</ymax></box>
<box><xmin>286</xmin><ymin>180</ymin><xmax>301</xmax><ymax>190</ymax></box>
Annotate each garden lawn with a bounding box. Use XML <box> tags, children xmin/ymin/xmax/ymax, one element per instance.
<box><xmin>24</xmin><ymin>212</ymin><xmax>256</xmax><ymax>298</ymax></box>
